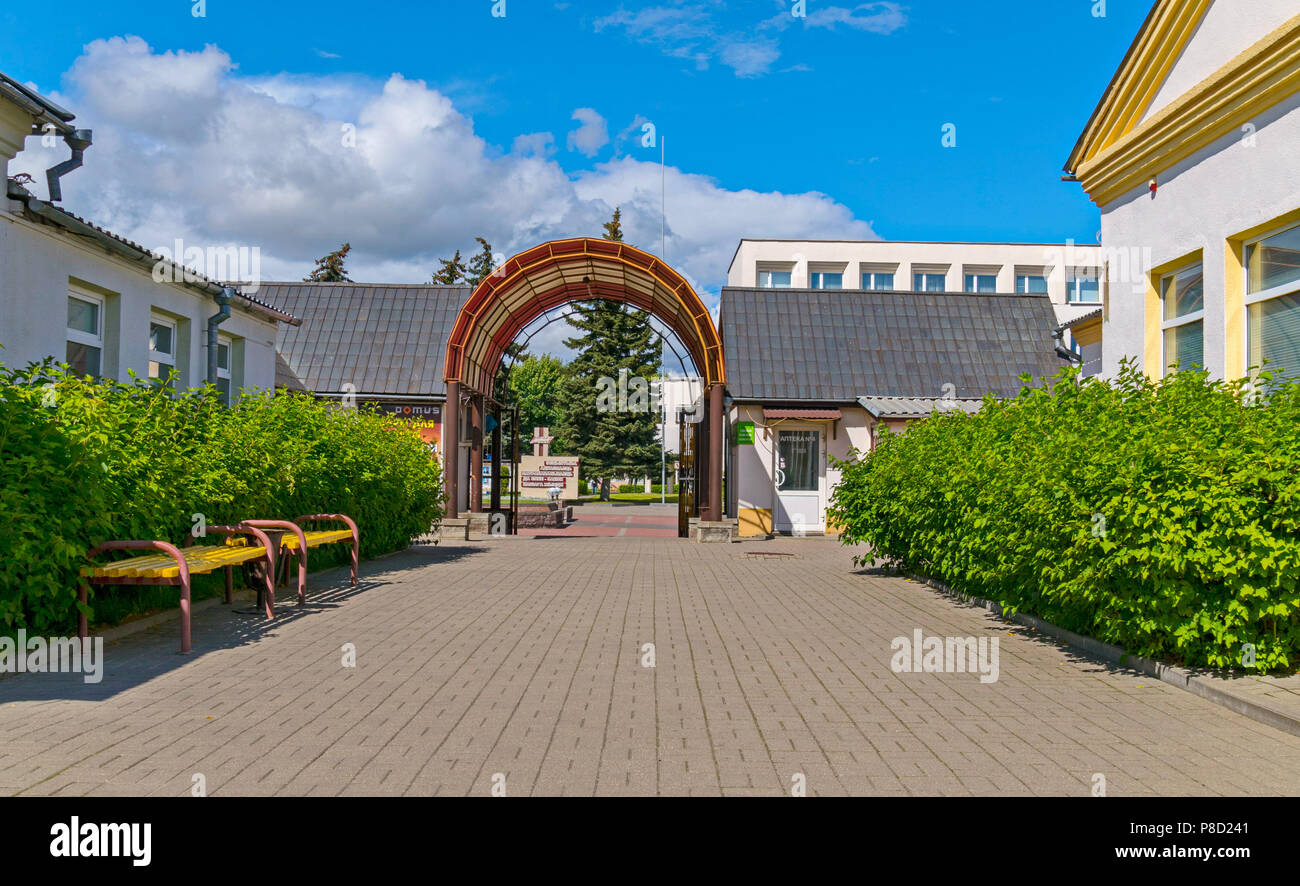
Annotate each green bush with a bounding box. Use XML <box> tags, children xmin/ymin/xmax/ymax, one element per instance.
<box><xmin>0</xmin><ymin>359</ymin><xmax>442</xmax><ymax>635</ymax></box>
<box><xmin>829</xmin><ymin>362</ymin><xmax>1300</xmax><ymax>671</ymax></box>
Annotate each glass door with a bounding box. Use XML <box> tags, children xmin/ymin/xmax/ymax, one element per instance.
<box><xmin>774</xmin><ymin>429</ymin><xmax>822</xmax><ymax>533</ymax></box>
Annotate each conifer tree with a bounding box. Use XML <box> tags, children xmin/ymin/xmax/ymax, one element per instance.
<box><xmin>304</xmin><ymin>243</ymin><xmax>352</xmax><ymax>282</ymax></box>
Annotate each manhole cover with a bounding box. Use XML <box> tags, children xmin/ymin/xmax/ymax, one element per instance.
<box><xmin>740</xmin><ymin>551</ymin><xmax>800</xmax><ymax>560</ymax></box>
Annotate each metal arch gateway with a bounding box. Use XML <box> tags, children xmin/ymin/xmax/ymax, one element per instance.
<box><xmin>441</xmin><ymin>237</ymin><xmax>728</xmax><ymax>533</ymax></box>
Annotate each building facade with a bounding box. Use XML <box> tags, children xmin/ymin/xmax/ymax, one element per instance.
<box><xmin>720</xmin><ymin>287</ymin><xmax>1067</xmax><ymax>537</ymax></box>
<box><xmin>0</xmin><ymin>73</ymin><xmax>293</xmax><ymax>396</ymax></box>
<box><xmin>1065</xmin><ymin>0</ymin><xmax>1300</xmax><ymax>381</ymax></box>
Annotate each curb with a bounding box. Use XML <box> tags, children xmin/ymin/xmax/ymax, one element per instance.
<box><xmin>910</xmin><ymin>574</ymin><xmax>1300</xmax><ymax>739</ymax></box>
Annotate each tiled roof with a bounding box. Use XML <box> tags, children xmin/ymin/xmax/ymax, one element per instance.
<box><xmin>720</xmin><ymin>288</ymin><xmax>1066</xmax><ymax>402</ymax></box>
<box><xmin>9</xmin><ymin>179</ymin><xmax>297</xmax><ymax>323</ymax></box>
<box><xmin>262</xmin><ymin>282</ymin><xmax>469</xmax><ymax>397</ymax></box>
<box><xmin>1059</xmin><ymin>306</ymin><xmax>1104</xmax><ymax>328</ymax></box>
<box><xmin>857</xmin><ymin>396</ymin><xmax>986</xmax><ymax>419</ymax></box>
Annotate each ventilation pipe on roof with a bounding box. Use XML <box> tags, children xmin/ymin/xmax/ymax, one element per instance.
<box><xmin>44</xmin><ymin>129</ymin><xmax>92</xmax><ymax>202</ymax></box>
<box><xmin>207</xmin><ymin>288</ymin><xmax>233</xmax><ymax>386</ymax></box>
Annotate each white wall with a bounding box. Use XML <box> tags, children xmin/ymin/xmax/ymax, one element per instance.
<box><xmin>731</xmin><ymin>403</ymin><xmax>872</xmax><ymax>534</ymax></box>
<box><xmin>727</xmin><ymin>240</ymin><xmax>1103</xmax><ymax>306</ymax></box>
<box><xmin>0</xmin><ymin>206</ymin><xmax>279</xmax><ymax>393</ymax></box>
<box><xmin>1099</xmin><ymin>90</ymin><xmax>1300</xmax><ymax>379</ymax></box>
<box><xmin>1141</xmin><ymin>0</ymin><xmax>1299</xmax><ymax>125</ymax></box>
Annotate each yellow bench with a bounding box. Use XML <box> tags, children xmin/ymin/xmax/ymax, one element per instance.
<box><xmin>241</xmin><ymin>514</ymin><xmax>359</xmax><ymax>603</ymax></box>
<box><xmin>80</xmin><ymin>525</ymin><xmax>279</xmax><ymax>654</ymax></box>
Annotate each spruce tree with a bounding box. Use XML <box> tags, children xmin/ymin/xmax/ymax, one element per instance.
<box><xmin>556</xmin><ymin>207</ymin><xmax>662</xmax><ymax>499</ymax></box>
<box><xmin>465</xmin><ymin>237</ymin><xmax>497</xmax><ymax>287</ymax></box>
<box><xmin>304</xmin><ymin>243</ymin><xmax>352</xmax><ymax>282</ymax></box>
<box><xmin>431</xmin><ymin>250</ymin><xmax>467</xmax><ymax>284</ymax></box>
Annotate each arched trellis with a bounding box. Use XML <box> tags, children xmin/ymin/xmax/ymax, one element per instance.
<box><xmin>441</xmin><ymin>238</ymin><xmax>727</xmax><ymax>531</ymax></box>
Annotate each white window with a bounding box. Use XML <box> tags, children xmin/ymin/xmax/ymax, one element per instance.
<box><xmin>757</xmin><ymin>269</ymin><xmax>792</xmax><ymax>288</ymax></box>
<box><xmin>1245</xmin><ymin>221</ymin><xmax>1300</xmax><ymax>376</ymax></box>
<box><xmin>1160</xmin><ymin>262</ymin><xmax>1205</xmax><ymax>375</ymax></box>
<box><xmin>66</xmin><ymin>291</ymin><xmax>103</xmax><ymax>378</ymax></box>
<box><xmin>1067</xmin><ymin>269</ymin><xmax>1101</xmax><ymax>303</ymax></box>
<box><xmin>808</xmin><ymin>271</ymin><xmax>842</xmax><ymax>290</ymax></box>
<box><xmin>149</xmin><ymin>315</ymin><xmax>179</xmax><ymax>392</ymax></box>
<box><xmin>1015</xmin><ymin>273</ymin><xmax>1049</xmax><ymax>294</ymax></box>
<box><xmin>964</xmin><ymin>274</ymin><xmax>997</xmax><ymax>293</ymax></box>
<box><xmin>860</xmin><ymin>271</ymin><xmax>895</xmax><ymax>291</ymax></box>
<box><xmin>216</xmin><ymin>335</ymin><xmax>233</xmax><ymax>405</ymax></box>
<box><xmin>913</xmin><ymin>271</ymin><xmax>946</xmax><ymax>292</ymax></box>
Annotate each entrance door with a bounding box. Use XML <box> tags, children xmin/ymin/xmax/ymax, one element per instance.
<box><xmin>774</xmin><ymin>429</ymin><xmax>822</xmax><ymax>533</ymax></box>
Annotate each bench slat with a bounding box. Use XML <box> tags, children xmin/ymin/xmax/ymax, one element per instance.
<box><xmin>82</xmin><ymin>545</ymin><xmax>268</xmax><ymax>579</ymax></box>
<box><xmin>281</xmin><ymin>529</ymin><xmax>354</xmax><ymax>550</ymax></box>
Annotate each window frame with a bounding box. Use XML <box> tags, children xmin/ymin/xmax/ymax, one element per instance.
<box><xmin>913</xmin><ymin>271</ymin><xmax>947</xmax><ymax>293</ymax></box>
<box><xmin>216</xmin><ymin>334</ymin><xmax>233</xmax><ymax>405</ymax></box>
<box><xmin>860</xmin><ymin>271</ymin><xmax>895</xmax><ymax>291</ymax></box>
<box><xmin>963</xmin><ymin>273</ymin><xmax>997</xmax><ymax>293</ymax></box>
<box><xmin>808</xmin><ymin>271</ymin><xmax>843</xmax><ymax>290</ymax></box>
<box><xmin>1066</xmin><ymin>268</ymin><xmax>1102</xmax><ymax>304</ymax></box>
<box><xmin>1160</xmin><ymin>261</ymin><xmax>1206</xmax><ymax>375</ymax></box>
<box><xmin>148</xmin><ymin>313</ymin><xmax>179</xmax><ymax>390</ymax></box>
<box><xmin>757</xmin><ymin>269</ymin><xmax>793</xmax><ymax>289</ymax></box>
<box><xmin>66</xmin><ymin>290</ymin><xmax>105</xmax><ymax>378</ymax></box>
<box><xmin>1243</xmin><ymin>221</ymin><xmax>1300</xmax><ymax>374</ymax></box>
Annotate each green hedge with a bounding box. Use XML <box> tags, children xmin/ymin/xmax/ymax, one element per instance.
<box><xmin>0</xmin><ymin>359</ymin><xmax>443</xmax><ymax>636</ymax></box>
<box><xmin>829</xmin><ymin>363</ymin><xmax>1300</xmax><ymax>671</ymax></box>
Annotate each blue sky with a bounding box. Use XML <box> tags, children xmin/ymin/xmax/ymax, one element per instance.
<box><xmin>0</xmin><ymin>0</ymin><xmax>1150</xmax><ymax>297</ymax></box>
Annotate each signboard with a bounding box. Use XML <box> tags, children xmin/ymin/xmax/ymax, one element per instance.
<box><xmin>736</xmin><ymin>421</ymin><xmax>755</xmax><ymax>445</ymax></box>
<box><xmin>517</xmin><ymin>455</ymin><xmax>580</xmax><ymax>500</ymax></box>
<box><xmin>372</xmin><ymin>402</ymin><xmax>442</xmax><ymax>450</ymax></box>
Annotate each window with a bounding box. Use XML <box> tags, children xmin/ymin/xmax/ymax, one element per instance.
<box><xmin>149</xmin><ymin>315</ymin><xmax>179</xmax><ymax>392</ymax></box>
<box><xmin>1246</xmin><ymin>221</ymin><xmax>1300</xmax><ymax>375</ymax></box>
<box><xmin>1067</xmin><ymin>269</ymin><xmax>1101</xmax><ymax>303</ymax></box>
<box><xmin>66</xmin><ymin>292</ymin><xmax>103</xmax><ymax>378</ymax></box>
<box><xmin>757</xmin><ymin>269</ymin><xmax>792</xmax><ymax>288</ymax></box>
<box><xmin>860</xmin><ymin>271</ymin><xmax>895</xmax><ymax>291</ymax></box>
<box><xmin>913</xmin><ymin>272</ymin><xmax>946</xmax><ymax>292</ymax></box>
<box><xmin>777</xmin><ymin>430</ymin><xmax>819</xmax><ymax>492</ymax></box>
<box><xmin>964</xmin><ymin>274</ymin><xmax>997</xmax><ymax>293</ymax></box>
<box><xmin>1161</xmin><ymin>262</ymin><xmax>1205</xmax><ymax>373</ymax></box>
<box><xmin>808</xmin><ymin>271</ymin><xmax>842</xmax><ymax>290</ymax></box>
<box><xmin>1015</xmin><ymin>274</ymin><xmax>1049</xmax><ymax>294</ymax></box>
<box><xmin>216</xmin><ymin>336</ymin><xmax>233</xmax><ymax>405</ymax></box>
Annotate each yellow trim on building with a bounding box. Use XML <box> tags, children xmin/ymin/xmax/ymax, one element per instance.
<box><xmin>1070</xmin><ymin>11</ymin><xmax>1300</xmax><ymax>207</ymax></box>
<box><xmin>1227</xmin><ymin>208</ymin><xmax>1300</xmax><ymax>378</ymax></box>
<box><xmin>1146</xmin><ymin>250</ymin><xmax>1203</xmax><ymax>380</ymax></box>
<box><xmin>738</xmin><ymin>508</ymin><xmax>771</xmax><ymax>538</ymax></box>
<box><xmin>1071</xmin><ymin>316</ymin><xmax>1103</xmax><ymax>348</ymax></box>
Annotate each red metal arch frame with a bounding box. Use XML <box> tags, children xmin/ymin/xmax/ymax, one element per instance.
<box><xmin>443</xmin><ymin>237</ymin><xmax>725</xmax><ymax>399</ymax></box>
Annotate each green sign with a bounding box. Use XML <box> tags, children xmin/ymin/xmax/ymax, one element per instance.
<box><xmin>736</xmin><ymin>421</ymin><xmax>755</xmax><ymax>445</ymax></box>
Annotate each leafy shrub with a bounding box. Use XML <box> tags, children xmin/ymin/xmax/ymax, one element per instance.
<box><xmin>0</xmin><ymin>360</ymin><xmax>442</xmax><ymax>635</ymax></box>
<box><xmin>829</xmin><ymin>362</ymin><xmax>1300</xmax><ymax>671</ymax></box>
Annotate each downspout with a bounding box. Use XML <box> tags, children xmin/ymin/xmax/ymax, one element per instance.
<box><xmin>207</xmin><ymin>287</ymin><xmax>233</xmax><ymax>385</ymax></box>
<box><xmin>45</xmin><ymin>130</ymin><xmax>92</xmax><ymax>202</ymax></box>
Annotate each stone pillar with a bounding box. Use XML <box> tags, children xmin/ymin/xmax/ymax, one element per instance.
<box><xmin>444</xmin><ymin>381</ymin><xmax>459</xmax><ymax>519</ymax></box>
<box><xmin>470</xmin><ymin>394</ymin><xmax>484</xmax><ymax>513</ymax></box>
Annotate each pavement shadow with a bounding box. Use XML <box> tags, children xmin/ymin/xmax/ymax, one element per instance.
<box><xmin>0</xmin><ymin>544</ymin><xmax>485</xmax><ymax>703</ymax></box>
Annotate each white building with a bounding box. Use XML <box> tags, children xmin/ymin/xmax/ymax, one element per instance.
<box><xmin>0</xmin><ymin>73</ymin><xmax>296</xmax><ymax>397</ymax></box>
<box><xmin>727</xmin><ymin>238</ymin><xmax>1107</xmax><ymax>375</ymax></box>
<box><xmin>1065</xmin><ymin>0</ymin><xmax>1300</xmax><ymax>381</ymax></box>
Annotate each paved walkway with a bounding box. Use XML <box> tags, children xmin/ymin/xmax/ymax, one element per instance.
<box><xmin>3</xmin><ymin>533</ymin><xmax>1300</xmax><ymax>796</ymax></box>
<box><xmin>520</xmin><ymin>500</ymin><xmax>678</xmax><ymax>538</ymax></box>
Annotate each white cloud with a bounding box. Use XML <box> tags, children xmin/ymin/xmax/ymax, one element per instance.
<box><xmin>11</xmin><ymin>36</ymin><xmax>876</xmax><ymax>302</ymax></box>
<box><xmin>596</xmin><ymin>2</ymin><xmax>906</xmax><ymax>77</ymax></box>
<box><xmin>566</xmin><ymin>107</ymin><xmax>610</xmax><ymax>157</ymax></box>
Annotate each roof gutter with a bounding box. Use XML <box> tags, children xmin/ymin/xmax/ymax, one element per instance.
<box><xmin>45</xmin><ymin>129</ymin><xmax>92</xmax><ymax>202</ymax></box>
<box><xmin>206</xmin><ymin>288</ymin><xmax>233</xmax><ymax>385</ymax></box>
